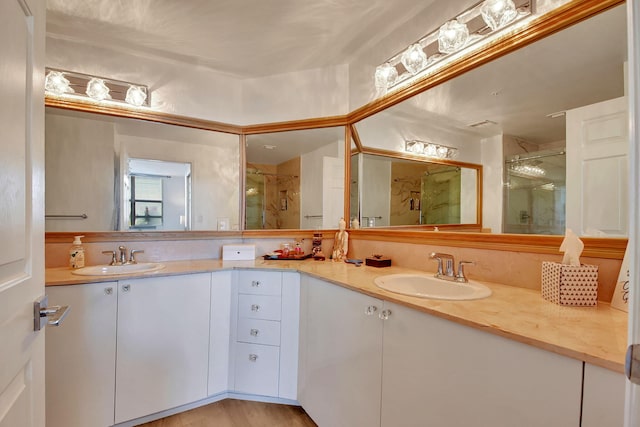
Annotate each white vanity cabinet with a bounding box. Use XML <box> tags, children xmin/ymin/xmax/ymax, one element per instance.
<box><xmin>380</xmin><ymin>301</ymin><xmax>583</xmax><ymax>427</ymax></box>
<box><xmin>46</xmin><ymin>281</ymin><xmax>118</xmax><ymax>427</ymax></box>
<box><xmin>298</xmin><ymin>275</ymin><xmax>384</xmax><ymax>427</ymax></box>
<box><xmin>114</xmin><ymin>273</ymin><xmax>212</xmax><ymax>424</ymax></box>
<box><xmin>230</xmin><ymin>270</ymin><xmax>300</xmax><ymax>400</ymax></box>
<box><xmin>299</xmin><ymin>277</ymin><xmax>585</xmax><ymax>427</ymax></box>
<box><xmin>581</xmin><ymin>363</ymin><xmax>625</xmax><ymax>427</ymax></box>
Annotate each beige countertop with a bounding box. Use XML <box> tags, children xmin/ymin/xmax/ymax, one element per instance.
<box><xmin>46</xmin><ymin>258</ymin><xmax>628</xmax><ymax>374</ymax></box>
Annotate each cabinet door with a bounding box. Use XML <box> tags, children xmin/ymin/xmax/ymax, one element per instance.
<box><xmin>46</xmin><ymin>282</ymin><xmax>117</xmax><ymax>427</ymax></box>
<box><xmin>209</xmin><ymin>271</ymin><xmax>232</xmax><ymax>396</ymax></box>
<box><xmin>299</xmin><ymin>276</ymin><xmax>383</xmax><ymax>427</ymax></box>
<box><xmin>381</xmin><ymin>302</ymin><xmax>583</xmax><ymax>427</ymax></box>
<box><xmin>582</xmin><ymin>363</ymin><xmax>625</xmax><ymax>427</ymax></box>
<box><xmin>115</xmin><ymin>273</ymin><xmax>211</xmax><ymax>424</ymax></box>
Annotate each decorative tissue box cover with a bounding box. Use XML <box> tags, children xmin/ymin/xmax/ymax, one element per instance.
<box><xmin>541</xmin><ymin>261</ymin><xmax>598</xmax><ymax>306</ymax></box>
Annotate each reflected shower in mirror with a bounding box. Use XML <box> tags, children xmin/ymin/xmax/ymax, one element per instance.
<box><xmin>245</xmin><ymin>127</ymin><xmax>344</xmax><ymax>230</ymax></box>
<box><xmin>503</xmin><ymin>149</ymin><xmax>566</xmax><ymax>235</ymax></box>
<box><xmin>355</xmin><ymin>153</ymin><xmax>480</xmax><ymax>228</ymax></box>
<box><xmin>45</xmin><ymin>107</ymin><xmax>240</xmax><ymax>232</ymax></box>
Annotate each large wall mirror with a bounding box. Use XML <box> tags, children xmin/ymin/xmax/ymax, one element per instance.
<box><xmin>245</xmin><ymin>127</ymin><xmax>345</xmax><ymax>230</ymax></box>
<box><xmin>353</xmin><ymin>3</ymin><xmax>627</xmax><ymax>236</ymax></box>
<box><xmin>45</xmin><ymin>107</ymin><xmax>241</xmax><ymax>232</ymax></box>
<box><xmin>352</xmin><ymin>152</ymin><xmax>480</xmax><ymax>228</ymax></box>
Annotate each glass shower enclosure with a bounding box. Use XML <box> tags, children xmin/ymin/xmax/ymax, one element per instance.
<box><xmin>503</xmin><ymin>149</ymin><xmax>566</xmax><ymax>234</ymax></box>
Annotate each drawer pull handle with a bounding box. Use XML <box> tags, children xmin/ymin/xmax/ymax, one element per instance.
<box><xmin>249</xmin><ymin>354</ymin><xmax>258</xmax><ymax>362</ymax></box>
<box><xmin>379</xmin><ymin>309</ymin><xmax>392</xmax><ymax>320</ymax></box>
<box><xmin>252</xmin><ymin>280</ymin><xmax>261</xmax><ymax>287</ymax></box>
<box><xmin>122</xmin><ymin>284</ymin><xmax>131</xmax><ymax>292</ymax></box>
<box><xmin>105</xmin><ymin>287</ymin><xmax>113</xmax><ymax>295</ymax></box>
<box><xmin>251</xmin><ymin>304</ymin><xmax>260</xmax><ymax>312</ymax></box>
<box><xmin>250</xmin><ymin>328</ymin><xmax>260</xmax><ymax>337</ymax></box>
<box><xmin>364</xmin><ymin>305</ymin><xmax>378</xmax><ymax>316</ymax></box>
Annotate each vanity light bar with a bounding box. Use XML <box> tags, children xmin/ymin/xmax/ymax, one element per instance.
<box><xmin>375</xmin><ymin>0</ymin><xmax>534</xmax><ymax>93</ymax></box>
<box><xmin>44</xmin><ymin>68</ymin><xmax>150</xmax><ymax>108</ymax></box>
<box><xmin>405</xmin><ymin>140</ymin><xmax>458</xmax><ymax>159</ymax></box>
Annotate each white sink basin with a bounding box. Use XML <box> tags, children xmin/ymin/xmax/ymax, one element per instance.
<box><xmin>71</xmin><ymin>262</ymin><xmax>165</xmax><ymax>276</ymax></box>
<box><xmin>374</xmin><ymin>273</ymin><xmax>492</xmax><ymax>301</ymax></box>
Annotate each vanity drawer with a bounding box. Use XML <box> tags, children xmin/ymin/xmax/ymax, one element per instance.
<box><xmin>238</xmin><ymin>271</ymin><xmax>282</xmax><ymax>296</ymax></box>
<box><xmin>238</xmin><ymin>294</ymin><xmax>281</xmax><ymax>321</ymax></box>
<box><xmin>237</xmin><ymin>318</ymin><xmax>281</xmax><ymax>346</ymax></box>
<box><xmin>234</xmin><ymin>343</ymin><xmax>280</xmax><ymax>397</ymax></box>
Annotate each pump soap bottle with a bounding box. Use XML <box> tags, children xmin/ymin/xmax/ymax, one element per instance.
<box><xmin>69</xmin><ymin>235</ymin><xmax>85</xmax><ymax>269</ymax></box>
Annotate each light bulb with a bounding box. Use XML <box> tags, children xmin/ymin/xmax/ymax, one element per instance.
<box><xmin>374</xmin><ymin>63</ymin><xmax>399</xmax><ymax>90</ymax></box>
<box><xmin>481</xmin><ymin>0</ymin><xmax>518</xmax><ymax>31</ymax></box>
<box><xmin>401</xmin><ymin>44</ymin><xmax>428</xmax><ymax>75</ymax></box>
<box><xmin>45</xmin><ymin>71</ymin><xmax>73</xmax><ymax>95</ymax></box>
<box><xmin>438</xmin><ymin>20</ymin><xmax>469</xmax><ymax>54</ymax></box>
<box><xmin>125</xmin><ymin>85</ymin><xmax>147</xmax><ymax>106</ymax></box>
<box><xmin>85</xmin><ymin>78</ymin><xmax>111</xmax><ymax>101</ymax></box>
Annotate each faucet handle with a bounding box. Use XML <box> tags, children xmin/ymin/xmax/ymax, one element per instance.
<box><xmin>429</xmin><ymin>252</ymin><xmax>444</xmax><ymax>276</ymax></box>
<box><xmin>456</xmin><ymin>261</ymin><xmax>475</xmax><ymax>282</ymax></box>
<box><xmin>102</xmin><ymin>250</ymin><xmax>117</xmax><ymax>266</ymax></box>
<box><xmin>129</xmin><ymin>249</ymin><xmax>144</xmax><ymax>264</ymax></box>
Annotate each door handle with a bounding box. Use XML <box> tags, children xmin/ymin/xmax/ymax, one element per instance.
<box><xmin>34</xmin><ymin>295</ymin><xmax>71</xmax><ymax>331</ymax></box>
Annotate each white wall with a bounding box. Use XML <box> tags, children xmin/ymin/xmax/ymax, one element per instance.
<box><xmin>242</xmin><ymin>64</ymin><xmax>350</xmax><ymax>124</ymax></box>
<box><xmin>362</xmin><ymin>156</ymin><xmax>391</xmax><ymax>227</ymax></box>
<box><xmin>45</xmin><ymin>113</ymin><xmax>117</xmax><ymax>231</ymax></box>
<box><xmin>46</xmin><ymin>37</ymin><xmax>244</xmax><ymax>124</ymax></box>
<box><xmin>481</xmin><ymin>134</ymin><xmax>504</xmax><ymax>233</ymax></box>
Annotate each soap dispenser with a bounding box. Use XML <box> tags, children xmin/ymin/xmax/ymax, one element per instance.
<box><xmin>69</xmin><ymin>235</ymin><xmax>85</xmax><ymax>269</ymax></box>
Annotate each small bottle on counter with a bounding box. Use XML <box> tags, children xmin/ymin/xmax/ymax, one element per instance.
<box><xmin>282</xmin><ymin>243</ymin><xmax>291</xmax><ymax>257</ymax></box>
<box><xmin>69</xmin><ymin>235</ymin><xmax>85</xmax><ymax>269</ymax></box>
<box><xmin>294</xmin><ymin>241</ymin><xmax>303</xmax><ymax>255</ymax></box>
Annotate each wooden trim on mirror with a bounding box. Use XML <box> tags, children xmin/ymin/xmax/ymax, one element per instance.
<box><xmin>350</xmin><ymin>125</ymin><xmax>363</xmax><ymax>152</ymax></box>
<box><xmin>344</xmin><ymin>126</ymin><xmax>352</xmax><ymax>223</ymax></box>
<box><xmin>349</xmin><ymin>230</ymin><xmax>627</xmax><ymax>260</ymax></box>
<box><xmin>347</xmin><ymin>0</ymin><xmax>624</xmax><ymax>124</ymax></box>
<box><xmin>44</xmin><ymin>231</ymin><xmax>244</xmax><ymax>243</ymax></box>
<box><xmin>239</xmin><ymin>133</ymin><xmax>247</xmax><ymax>231</ymax></box>
<box><xmin>45</xmin><ymin>96</ymin><xmax>243</xmax><ymax>134</ymax></box>
<box><xmin>242</xmin><ymin>115</ymin><xmax>349</xmax><ymax>134</ymax></box>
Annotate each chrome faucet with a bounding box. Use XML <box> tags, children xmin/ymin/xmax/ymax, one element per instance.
<box><xmin>118</xmin><ymin>245</ymin><xmax>128</xmax><ymax>265</ymax></box>
<box><xmin>429</xmin><ymin>252</ymin><xmax>475</xmax><ymax>283</ymax></box>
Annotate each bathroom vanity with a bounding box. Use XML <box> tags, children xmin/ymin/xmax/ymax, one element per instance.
<box><xmin>45</xmin><ymin>259</ymin><xmax>626</xmax><ymax>426</ymax></box>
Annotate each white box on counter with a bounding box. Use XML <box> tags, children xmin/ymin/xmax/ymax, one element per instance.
<box><xmin>222</xmin><ymin>244</ymin><xmax>256</xmax><ymax>261</ymax></box>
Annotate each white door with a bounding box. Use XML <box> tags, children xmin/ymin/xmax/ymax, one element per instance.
<box><xmin>626</xmin><ymin>1</ymin><xmax>640</xmax><ymax>425</ymax></box>
<box><xmin>0</xmin><ymin>0</ymin><xmax>45</xmax><ymax>426</ymax></box>
<box><xmin>566</xmin><ymin>96</ymin><xmax>628</xmax><ymax>236</ymax></box>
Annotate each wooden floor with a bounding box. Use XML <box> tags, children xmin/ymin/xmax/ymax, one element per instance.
<box><xmin>136</xmin><ymin>399</ymin><xmax>317</xmax><ymax>427</ymax></box>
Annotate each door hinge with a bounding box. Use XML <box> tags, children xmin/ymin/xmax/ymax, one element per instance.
<box><xmin>626</xmin><ymin>344</ymin><xmax>640</xmax><ymax>384</ymax></box>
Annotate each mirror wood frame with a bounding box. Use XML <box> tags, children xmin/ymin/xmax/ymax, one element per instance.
<box><xmin>43</xmin><ymin>0</ymin><xmax>627</xmax><ymax>260</ymax></box>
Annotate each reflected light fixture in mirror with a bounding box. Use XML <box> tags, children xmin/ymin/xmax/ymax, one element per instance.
<box><xmin>45</xmin><ymin>68</ymin><xmax>150</xmax><ymax>108</ymax></box>
<box><xmin>405</xmin><ymin>140</ymin><xmax>458</xmax><ymax>160</ymax></box>
<box><xmin>374</xmin><ymin>0</ymin><xmax>532</xmax><ymax>93</ymax></box>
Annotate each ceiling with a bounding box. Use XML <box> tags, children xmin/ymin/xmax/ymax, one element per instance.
<box><xmin>46</xmin><ymin>0</ymin><xmax>436</xmax><ymax>78</ymax></box>
<box><xmin>370</xmin><ymin>4</ymin><xmax>628</xmax><ymax>145</ymax></box>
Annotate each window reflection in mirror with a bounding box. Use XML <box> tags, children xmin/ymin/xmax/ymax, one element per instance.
<box><xmin>45</xmin><ymin>107</ymin><xmax>240</xmax><ymax>232</ymax></box>
<box><xmin>355</xmin><ymin>153</ymin><xmax>480</xmax><ymax>228</ymax></box>
<box><xmin>245</xmin><ymin>127</ymin><xmax>344</xmax><ymax>230</ymax></box>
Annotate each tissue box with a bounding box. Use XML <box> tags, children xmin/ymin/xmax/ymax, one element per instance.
<box><xmin>541</xmin><ymin>261</ymin><xmax>598</xmax><ymax>306</ymax></box>
<box><xmin>222</xmin><ymin>244</ymin><xmax>256</xmax><ymax>261</ymax></box>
